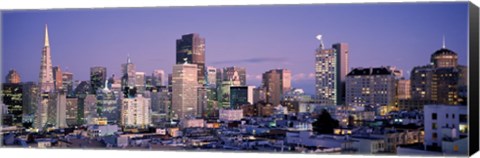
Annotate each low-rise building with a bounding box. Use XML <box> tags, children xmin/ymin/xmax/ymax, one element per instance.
<box><xmin>219</xmin><ymin>109</ymin><xmax>243</xmax><ymax>121</ymax></box>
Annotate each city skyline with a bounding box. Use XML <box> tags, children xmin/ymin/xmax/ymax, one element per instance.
<box><xmin>2</xmin><ymin>3</ymin><xmax>469</xmax><ymax>95</ymax></box>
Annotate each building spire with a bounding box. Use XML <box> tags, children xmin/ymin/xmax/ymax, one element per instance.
<box><xmin>127</xmin><ymin>54</ymin><xmax>131</xmax><ymax>64</ymax></box>
<box><xmin>442</xmin><ymin>35</ymin><xmax>446</xmax><ymax>49</ymax></box>
<box><xmin>44</xmin><ymin>24</ymin><xmax>50</xmax><ymax>47</ymax></box>
<box><xmin>316</xmin><ymin>34</ymin><xmax>324</xmax><ymax>49</ymax></box>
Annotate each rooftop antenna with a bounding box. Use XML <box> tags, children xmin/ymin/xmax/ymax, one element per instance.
<box><xmin>316</xmin><ymin>34</ymin><xmax>325</xmax><ymax>49</ymax></box>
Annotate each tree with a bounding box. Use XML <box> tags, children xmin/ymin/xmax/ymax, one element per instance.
<box><xmin>312</xmin><ymin>109</ymin><xmax>339</xmax><ymax>134</ymax></box>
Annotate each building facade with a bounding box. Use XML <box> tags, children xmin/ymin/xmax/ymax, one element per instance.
<box><xmin>262</xmin><ymin>69</ymin><xmax>291</xmax><ymax>106</ymax></box>
<box><xmin>176</xmin><ymin>33</ymin><xmax>206</xmax><ymax>85</ymax></box>
<box><xmin>121</xmin><ymin>94</ymin><xmax>151</xmax><ymax>128</ymax></box>
<box><xmin>314</xmin><ymin>38</ymin><xmax>349</xmax><ymax>106</ymax></box>
<box><xmin>172</xmin><ymin>63</ymin><xmax>199</xmax><ymax>120</ymax></box>
<box><xmin>345</xmin><ymin>66</ymin><xmax>399</xmax><ymax>108</ymax></box>
<box><xmin>90</xmin><ymin>66</ymin><xmax>107</xmax><ymax>94</ymax></box>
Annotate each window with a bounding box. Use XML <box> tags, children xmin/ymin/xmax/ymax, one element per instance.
<box><xmin>432</xmin><ymin>133</ymin><xmax>438</xmax><ymax>140</ymax></box>
<box><xmin>432</xmin><ymin>123</ymin><xmax>437</xmax><ymax>129</ymax></box>
<box><xmin>459</xmin><ymin>114</ymin><xmax>467</xmax><ymax>123</ymax></box>
<box><xmin>446</xmin><ymin>114</ymin><xmax>449</xmax><ymax>118</ymax></box>
<box><xmin>454</xmin><ymin>145</ymin><xmax>459</xmax><ymax>152</ymax></box>
<box><xmin>431</xmin><ymin>113</ymin><xmax>437</xmax><ymax>120</ymax></box>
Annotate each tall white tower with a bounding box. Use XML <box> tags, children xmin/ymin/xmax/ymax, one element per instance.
<box><xmin>39</xmin><ymin>24</ymin><xmax>55</xmax><ymax>93</ymax></box>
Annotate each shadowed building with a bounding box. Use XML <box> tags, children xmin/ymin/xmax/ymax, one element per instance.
<box><xmin>176</xmin><ymin>33</ymin><xmax>206</xmax><ymax>85</ymax></box>
<box><xmin>262</xmin><ymin>69</ymin><xmax>291</xmax><ymax>106</ymax></box>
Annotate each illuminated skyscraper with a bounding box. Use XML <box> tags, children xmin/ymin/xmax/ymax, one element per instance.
<box><xmin>314</xmin><ymin>35</ymin><xmax>349</xmax><ymax>105</ymax></box>
<box><xmin>53</xmin><ymin>66</ymin><xmax>63</xmax><ymax>91</ymax></box>
<box><xmin>135</xmin><ymin>72</ymin><xmax>146</xmax><ymax>94</ymax></box>
<box><xmin>6</xmin><ymin>69</ymin><xmax>21</xmax><ymax>84</ymax></box>
<box><xmin>176</xmin><ymin>33</ymin><xmax>206</xmax><ymax>85</ymax></box>
<box><xmin>39</xmin><ymin>24</ymin><xmax>55</xmax><ymax>93</ymax></box>
<box><xmin>121</xmin><ymin>56</ymin><xmax>136</xmax><ymax>98</ymax></box>
<box><xmin>90</xmin><ymin>66</ymin><xmax>107</xmax><ymax>94</ymax></box>
<box><xmin>172</xmin><ymin>63</ymin><xmax>199</xmax><ymax>120</ymax></box>
<box><xmin>262</xmin><ymin>69</ymin><xmax>291</xmax><ymax>106</ymax></box>
<box><xmin>62</xmin><ymin>72</ymin><xmax>74</xmax><ymax>97</ymax></box>
<box><xmin>152</xmin><ymin>69</ymin><xmax>165</xmax><ymax>87</ymax></box>
<box><xmin>206</xmin><ymin>66</ymin><xmax>217</xmax><ymax>88</ymax></box>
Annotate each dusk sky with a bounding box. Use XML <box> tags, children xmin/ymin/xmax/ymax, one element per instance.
<box><xmin>2</xmin><ymin>2</ymin><xmax>469</xmax><ymax>95</ymax></box>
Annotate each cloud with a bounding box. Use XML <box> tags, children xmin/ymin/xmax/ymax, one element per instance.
<box><xmin>211</xmin><ymin>57</ymin><xmax>288</xmax><ymax>65</ymax></box>
<box><xmin>292</xmin><ymin>72</ymin><xmax>315</xmax><ymax>81</ymax></box>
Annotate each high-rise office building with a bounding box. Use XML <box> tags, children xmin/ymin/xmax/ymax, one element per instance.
<box><xmin>53</xmin><ymin>66</ymin><xmax>63</xmax><ymax>92</ymax></box>
<box><xmin>66</xmin><ymin>97</ymin><xmax>78</xmax><ymax>126</ymax></box>
<box><xmin>135</xmin><ymin>72</ymin><xmax>146</xmax><ymax>94</ymax></box>
<box><xmin>36</xmin><ymin>24</ymin><xmax>55</xmax><ymax>130</ymax></box>
<box><xmin>90</xmin><ymin>66</ymin><xmax>107</xmax><ymax>94</ymax></box>
<box><xmin>345</xmin><ymin>66</ymin><xmax>399</xmax><ymax>108</ymax></box>
<box><xmin>121</xmin><ymin>56</ymin><xmax>136</xmax><ymax>98</ymax></box>
<box><xmin>152</xmin><ymin>69</ymin><xmax>165</xmax><ymax>87</ymax></box>
<box><xmin>97</xmin><ymin>82</ymin><xmax>119</xmax><ymax>124</ymax></box>
<box><xmin>22</xmin><ymin>82</ymin><xmax>39</xmax><ymax>127</ymax></box>
<box><xmin>314</xmin><ymin>35</ymin><xmax>349</xmax><ymax>105</ymax></box>
<box><xmin>6</xmin><ymin>69</ymin><xmax>21</xmax><ymax>84</ymax></box>
<box><xmin>84</xmin><ymin>94</ymin><xmax>98</xmax><ymax>125</ymax></box>
<box><xmin>172</xmin><ymin>63</ymin><xmax>199</xmax><ymax>120</ymax></box>
<box><xmin>2</xmin><ymin>83</ymin><xmax>24</xmax><ymax>127</ymax></box>
<box><xmin>223</xmin><ymin>66</ymin><xmax>247</xmax><ymax>86</ymax></box>
<box><xmin>121</xmin><ymin>94</ymin><xmax>151</xmax><ymax>128</ymax></box>
<box><xmin>55</xmin><ymin>92</ymin><xmax>67</xmax><ymax>128</ymax></box>
<box><xmin>62</xmin><ymin>72</ymin><xmax>74</xmax><ymax>97</ymax></box>
<box><xmin>176</xmin><ymin>33</ymin><xmax>206</xmax><ymax>85</ymax></box>
<box><xmin>262</xmin><ymin>69</ymin><xmax>291</xmax><ymax>106</ymax></box>
<box><xmin>39</xmin><ymin>24</ymin><xmax>55</xmax><ymax>93</ymax></box>
<box><xmin>206</xmin><ymin>66</ymin><xmax>217</xmax><ymax>88</ymax></box>
<box><xmin>230</xmin><ymin>86</ymin><xmax>255</xmax><ymax>108</ymax></box>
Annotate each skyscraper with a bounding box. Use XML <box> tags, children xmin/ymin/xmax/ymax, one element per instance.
<box><xmin>2</xmin><ymin>83</ymin><xmax>23</xmax><ymax>127</ymax></box>
<box><xmin>172</xmin><ymin>63</ymin><xmax>199</xmax><ymax>120</ymax></box>
<box><xmin>230</xmin><ymin>86</ymin><xmax>255</xmax><ymax>108</ymax></box>
<box><xmin>135</xmin><ymin>72</ymin><xmax>146</xmax><ymax>94</ymax></box>
<box><xmin>53</xmin><ymin>66</ymin><xmax>63</xmax><ymax>91</ymax></box>
<box><xmin>223</xmin><ymin>66</ymin><xmax>247</xmax><ymax>86</ymax></box>
<box><xmin>62</xmin><ymin>72</ymin><xmax>74</xmax><ymax>97</ymax></box>
<box><xmin>206</xmin><ymin>66</ymin><xmax>217</xmax><ymax>88</ymax></box>
<box><xmin>262</xmin><ymin>69</ymin><xmax>291</xmax><ymax>106</ymax></box>
<box><xmin>90</xmin><ymin>66</ymin><xmax>107</xmax><ymax>94</ymax></box>
<box><xmin>152</xmin><ymin>69</ymin><xmax>165</xmax><ymax>87</ymax></box>
<box><xmin>176</xmin><ymin>33</ymin><xmax>206</xmax><ymax>85</ymax></box>
<box><xmin>6</xmin><ymin>69</ymin><xmax>21</xmax><ymax>84</ymax></box>
<box><xmin>314</xmin><ymin>35</ymin><xmax>349</xmax><ymax>106</ymax></box>
<box><xmin>39</xmin><ymin>24</ymin><xmax>55</xmax><ymax>93</ymax></box>
<box><xmin>121</xmin><ymin>56</ymin><xmax>136</xmax><ymax>98</ymax></box>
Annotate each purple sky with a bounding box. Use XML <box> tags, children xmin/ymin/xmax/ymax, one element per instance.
<box><xmin>2</xmin><ymin>2</ymin><xmax>469</xmax><ymax>95</ymax></box>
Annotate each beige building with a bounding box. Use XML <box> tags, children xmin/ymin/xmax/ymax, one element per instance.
<box><xmin>262</xmin><ymin>69</ymin><xmax>291</xmax><ymax>106</ymax></box>
<box><xmin>121</xmin><ymin>94</ymin><xmax>151</xmax><ymax>128</ymax></box>
<box><xmin>172</xmin><ymin>63</ymin><xmax>199</xmax><ymax>120</ymax></box>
